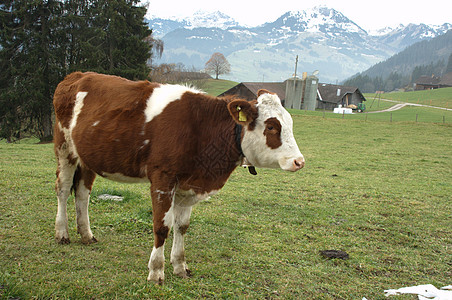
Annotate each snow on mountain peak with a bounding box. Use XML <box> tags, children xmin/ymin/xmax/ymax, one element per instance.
<box><xmin>183</xmin><ymin>10</ymin><xmax>239</xmax><ymax>30</ymax></box>
<box><xmin>281</xmin><ymin>6</ymin><xmax>365</xmax><ymax>34</ymax></box>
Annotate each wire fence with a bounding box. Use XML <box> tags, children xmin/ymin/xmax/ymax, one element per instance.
<box><xmin>291</xmin><ymin>105</ymin><xmax>452</xmax><ymax>124</ymax></box>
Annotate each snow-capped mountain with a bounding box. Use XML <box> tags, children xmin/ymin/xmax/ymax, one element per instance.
<box><xmin>374</xmin><ymin>23</ymin><xmax>452</xmax><ymax>49</ymax></box>
<box><xmin>184</xmin><ymin>11</ymin><xmax>239</xmax><ymax>30</ymax></box>
<box><xmin>147</xmin><ymin>10</ymin><xmax>239</xmax><ymax>37</ymax></box>
<box><xmin>146</xmin><ymin>7</ymin><xmax>452</xmax><ymax>83</ymax></box>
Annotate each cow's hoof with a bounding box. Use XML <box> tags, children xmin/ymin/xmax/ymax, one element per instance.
<box><xmin>81</xmin><ymin>236</ymin><xmax>98</xmax><ymax>244</ymax></box>
<box><xmin>174</xmin><ymin>268</ymin><xmax>192</xmax><ymax>278</ymax></box>
<box><xmin>56</xmin><ymin>236</ymin><xmax>71</xmax><ymax>244</ymax></box>
<box><xmin>147</xmin><ymin>270</ymin><xmax>164</xmax><ymax>285</ymax></box>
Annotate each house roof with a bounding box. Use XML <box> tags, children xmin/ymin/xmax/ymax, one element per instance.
<box><xmin>415</xmin><ymin>75</ymin><xmax>441</xmax><ymax>86</ymax></box>
<box><xmin>317</xmin><ymin>83</ymin><xmax>366</xmax><ymax>104</ymax></box>
<box><xmin>240</xmin><ymin>82</ymin><xmax>287</xmax><ymax>99</ymax></box>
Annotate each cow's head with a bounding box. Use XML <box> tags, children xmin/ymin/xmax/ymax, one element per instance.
<box><xmin>228</xmin><ymin>90</ymin><xmax>305</xmax><ymax>172</ymax></box>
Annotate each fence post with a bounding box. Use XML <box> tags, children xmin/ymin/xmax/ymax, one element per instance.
<box><xmin>365</xmin><ymin>112</ymin><xmax>368</xmax><ymax>122</ymax></box>
<box><xmin>443</xmin><ymin>115</ymin><xmax>446</xmax><ymax>124</ymax></box>
<box><xmin>416</xmin><ymin>114</ymin><xmax>418</xmax><ymax>122</ymax></box>
<box><xmin>342</xmin><ymin>111</ymin><xmax>345</xmax><ymax>119</ymax></box>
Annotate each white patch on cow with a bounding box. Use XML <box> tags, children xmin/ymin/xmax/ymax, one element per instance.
<box><xmin>163</xmin><ymin>205</ymin><xmax>174</xmax><ymax>228</ymax></box>
<box><xmin>92</xmin><ymin>121</ymin><xmax>100</xmax><ymax>127</ymax></box>
<box><xmin>174</xmin><ymin>189</ymin><xmax>218</xmax><ymax>207</ymax></box>
<box><xmin>101</xmin><ymin>172</ymin><xmax>148</xmax><ymax>183</ymax></box>
<box><xmin>70</xmin><ymin>91</ymin><xmax>87</xmax><ymax>132</ymax></box>
<box><xmin>143</xmin><ymin>139</ymin><xmax>149</xmax><ymax>145</ymax></box>
<box><xmin>144</xmin><ymin>85</ymin><xmax>203</xmax><ymax>123</ymax></box>
<box><xmin>241</xmin><ymin>92</ymin><xmax>304</xmax><ymax>171</ymax></box>
<box><xmin>59</xmin><ymin>92</ymin><xmax>88</xmax><ymax>160</ymax></box>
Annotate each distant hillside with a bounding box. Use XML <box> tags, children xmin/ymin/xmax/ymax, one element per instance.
<box><xmin>343</xmin><ymin>30</ymin><xmax>452</xmax><ymax>92</ymax></box>
<box><xmin>357</xmin><ymin>30</ymin><xmax>452</xmax><ymax>78</ymax></box>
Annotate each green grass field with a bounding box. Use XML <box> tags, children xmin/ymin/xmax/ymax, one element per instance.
<box><xmin>364</xmin><ymin>87</ymin><xmax>452</xmax><ymax>109</ymax></box>
<box><xmin>1</xmin><ymin>114</ymin><xmax>451</xmax><ymax>299</ymax></box>
<box><xmin>194</xmin><ymin>79</ymin><xmax>238</xmax><ymax>96</ymax></box>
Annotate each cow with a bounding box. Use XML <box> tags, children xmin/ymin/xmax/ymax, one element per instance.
<box><xmin>53</xmin><ymin>72</ymin><xmax>304</xmax><ymax>284</ymax></box>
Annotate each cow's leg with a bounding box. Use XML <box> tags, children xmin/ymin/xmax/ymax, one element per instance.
<box><xmin>55</xmin><ymin>158</ymin><xmax>77</xmax><ymax>244</ymax></box>
<box><xmin>147</xmin><ymin>175</ymin><xmax>175</xmax><ymax>284</ymax></box>
<box><xmin>170</xmin><ymin>201</ymin><xmax>192</xmax><ymax>278</ymax></box>
<box><xmin>73</xmin><ymin>166</ymin><xmax>97</xmax><ymax>244</ymax></box>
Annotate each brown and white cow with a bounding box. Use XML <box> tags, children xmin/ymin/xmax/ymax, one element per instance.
<box><xmin>53</xmin><ymin>72</ymin><xmax>304</xmax><ymax>283</ymax></box>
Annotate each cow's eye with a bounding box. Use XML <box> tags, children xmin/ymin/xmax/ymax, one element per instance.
<box><xmin>267</xmin><ymin>125</ymin><xmax>274</xmax><ymax>130</ymax></box>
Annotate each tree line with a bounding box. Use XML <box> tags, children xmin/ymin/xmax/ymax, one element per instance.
<box><xmin>1</xmin><ymin>0</ymin><xmax>160</xmax><ymax>142</ymax></box>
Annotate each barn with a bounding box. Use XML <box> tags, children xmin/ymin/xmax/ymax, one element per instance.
<box><xmin>219</xmin><ymin>80</ymin><xmax>366</xmax><ymax>110</ymax></box>
<box><xmin>317</xmin><ymin>83</ymin><xmax>367</xmax><ymax>110</ymax></box>
<box><xmin>414</xmin><ymin>72</ymin><xmax>452</xmax><ymax>90</ymax></box>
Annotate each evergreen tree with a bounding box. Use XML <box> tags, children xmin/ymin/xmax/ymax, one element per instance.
<box><xmin>84</xmin><ymin>0</ymin><xmax>152</xmax><ymax>79</ymax></box>
<box><xmin>0</xmin><ymin>0</ymin><xmax>64</xmax><ymax>141</ymax></box>
<box><xmin>0</xmin><ymin>0</ymin><xmax>156</xmax><ymax>142</ymax></box>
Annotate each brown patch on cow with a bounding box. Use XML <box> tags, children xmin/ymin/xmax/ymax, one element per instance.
<box><xmin>257</xmin><ymin>89</ymin><xmax>275</xmax><ymax>97</ymax></box>
<box><xmin>72</xmin><ymin>165</ymin><xmax>96</xmax><ymax>196</ymax></box>
<box><xmin>263</xmin><ymin>118</ymin><xmax>282</xmax><ymax>149</ymax></box>
<box><xmin>154</xmin><ymin>226</ymin><xmax>170</xmax><ymax>248</ymax></box>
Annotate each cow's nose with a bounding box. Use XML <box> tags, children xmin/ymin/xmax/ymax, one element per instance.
<box><xmin>292</xmin><ymin>157</ymin><xmax>305</xmax><ymax>171</ymax></box>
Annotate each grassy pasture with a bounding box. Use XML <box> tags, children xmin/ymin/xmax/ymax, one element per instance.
<box><xmin>196</xmin><ymin>79</ymin><xmax>238</xmax><ymax>96</ymax></box>
<box><xmin>364</xmin><ymin>87</ymin><xmax>452</xmax><ymax>109</ymax></box>
<box><xmin>290</xmin><ymin>105</ymin><xmax>452</xmax><ymax>124</ymax></box>
<box><xmin>1</xmin><ymin>116</ymin><xmax>451</xmax><ymax>299</ymax></box>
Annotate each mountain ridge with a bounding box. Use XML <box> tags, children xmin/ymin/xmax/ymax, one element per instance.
<box><xmin>147</xmin><ymin>8</ymin><xmax>452</xmax><ymax>83</ymax></box>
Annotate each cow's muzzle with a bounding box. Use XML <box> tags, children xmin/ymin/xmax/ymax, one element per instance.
<box><xmin>291</xmin><ymin>157</ymin><xmax>305</xmax><ymax>172</ymax></box>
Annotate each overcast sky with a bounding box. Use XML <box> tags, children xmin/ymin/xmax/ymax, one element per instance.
<box><xmin>144</xmin><ymin>0</ymin><xmax>451</xmax><ymax>31</ymax></box>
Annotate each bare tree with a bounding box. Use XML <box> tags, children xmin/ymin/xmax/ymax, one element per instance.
<box><xmin>205</xmin><ymin>52</ymin><xmax>231</xmax><ymax>80</ymax></box>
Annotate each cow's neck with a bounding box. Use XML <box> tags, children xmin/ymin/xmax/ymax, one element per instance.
<box><xmin>176</xmin><ymin>97</ymin><xmax>246</xmax><ymax>193</ymax></box>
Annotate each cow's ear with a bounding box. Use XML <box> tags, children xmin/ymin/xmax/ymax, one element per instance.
<box><xmin>227</xmin><ymin>99</ymin><xmax>258</xmax><ymax>125</ymax></box>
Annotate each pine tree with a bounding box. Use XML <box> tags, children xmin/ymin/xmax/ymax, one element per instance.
<box><xmin>0</xmin><ymin>0</ymin><xmax>64</xmax><ymax>141</ymax></box>
<box><xmin>0</xmin><ymin>0</ymin><xmax>156</xmax><ymax>141</ymax></box>
<box><xmin>84</xmin><ymin>0</ymin><xmax>152</xmax><ymax>79</ymax></box>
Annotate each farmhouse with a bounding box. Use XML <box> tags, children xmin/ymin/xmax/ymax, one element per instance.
<box><xmin>317</xmin><ymin>83</ymin><xmax>366</xmax><ymax>110</ymax></box>
<box><xmin>414</xmin><ymin>72</ymin><xmax>452</xmax><ymax>90</ymax></box>
<box><xmin>219</xmin><ymin>80</ymin><xmax>366</xmax><ymax>110</ymax></box>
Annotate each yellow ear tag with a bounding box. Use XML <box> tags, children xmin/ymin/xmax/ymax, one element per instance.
<box><xmin>237</xmin><ymin>107</ymin><xmax>247</xmax><ymax>122</ymax></box>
